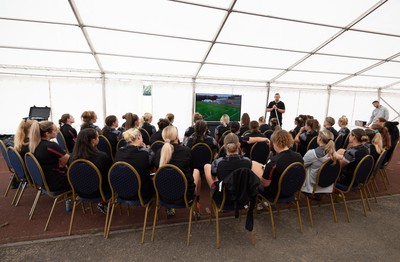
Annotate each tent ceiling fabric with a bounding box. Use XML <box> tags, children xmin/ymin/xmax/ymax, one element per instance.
<box><xmin>0</xmin><ymin>0</ymin><xmax>400</xmax><ymax>89</ymax></box>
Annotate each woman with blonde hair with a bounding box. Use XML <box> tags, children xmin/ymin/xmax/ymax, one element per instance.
<box><xmin>115</xmin><ymin>128</ymin><xmax>155</xmax><ymax>199</ymax></box>
<box><xmin>301</xmin><ymin>130</ymin><xmax>338</xmax><ymax>194</ymax></box>
<box><xmin>154</xmin><ymin>125</ymin><xmax>201</xmax><ymax>216</ymax></box>
<box><xmin>141</xmin><ymin>113</ymin><xmax>156</xmax><ymax>137</ymax></box>
<box><xmin>14</xmin><ymin>119</ymin><xmax>36</xmax><ymax>158</ymax></box>
<box><xmin>29</xmin><ymin>121</ymin><xmax>70</xmax><ymax>192</ymax></box>
<box><xmin>338</xmin><ymin>115</ymin><xmax>350</xmax><ymax>138</ymax></box>
<box><xmin>214</xmin><ymin>114</ymin><xmax>230</xmax><ymax>144</ymax></box>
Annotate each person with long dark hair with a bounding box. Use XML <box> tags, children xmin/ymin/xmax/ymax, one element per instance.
<box><xmin>59</xmin><ymin>113</ymin><xmax>77</xmax><ymax>152</ymax></box>
<box><xmin>100</xmin><ymin>115</ymin><xmax>121</xmax><ymax>157</ymax></box>
<box><xmin>185</xmin><ymin>120</ymin><xmax>217</xmax><ymax>153</ymax></box>
<box><xmin>71</xmin><ymin>128</ymin><xmax>112</xmax><ymax>213</ymax></box>
<box><xmin>294</xmin><ymin>119</ymin><xmax>320</xmax><ymax>156</ymax></box>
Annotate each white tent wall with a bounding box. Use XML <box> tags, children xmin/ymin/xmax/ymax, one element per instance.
<box><xmin>2</xmin><ymin>75</ymin><xmax>400</xmax><ymax>136</ymax></box>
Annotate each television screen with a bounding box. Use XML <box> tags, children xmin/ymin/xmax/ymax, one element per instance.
<box><xmin>195</xmin><ymin>93</ymin><xmax>242</xmax><ymax>121</ymax></box>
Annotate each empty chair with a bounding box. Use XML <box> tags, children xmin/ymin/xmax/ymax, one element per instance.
<box><xmin>334</xmin><ymin>155</ymin><xmax>374</xmax><ymax>222</ymax></box>
<box><xmin>151</xmin><ymin>164</ymin><xmax>197</xmax><ymax>246</ymax></box>
<box><xmin>106</xmin><ymin>162</ymin><xmax>154</xmax><ymax>242</ymax></box>
<box><xmin>67</xmin><ymin>159</ymin><xmax>111</xmax><ymax>236</ymax></box>
<box><xmin>24</xmin><ymin>153</ymin><xmax>71</xmax><ymax>231</ymax></box>
<box><xmin>7</xmin><ymin>147</ymin><xmax>34</xmax><ymax>206</ymax></box>
<box><xmin>0</xmin><ymin>140</ymin><xmax>15</xmax><ymax>197</ymax></box>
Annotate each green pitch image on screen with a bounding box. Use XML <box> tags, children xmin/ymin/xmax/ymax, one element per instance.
<box><xmin>195</xmin><ymin>94</ymin><xmax>241</xmax><ymax>121</ymax></box>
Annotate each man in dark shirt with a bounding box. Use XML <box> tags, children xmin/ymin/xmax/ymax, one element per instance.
<box><xmin>266</xmin><ymin>93</ymin><xmax>285</xmax><ymax>126</ymax></box>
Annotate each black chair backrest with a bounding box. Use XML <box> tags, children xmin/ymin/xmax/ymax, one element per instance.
<box><xmin>68</xmin><ymin>159</ymin><xmax>103</xmax><ymax>199</ymax></box>
<box><xmin>263</xmin><ymin>130</ymin><xmax>274</xmax><ymax>139</ymax></box>
<box><xmin>352</xmin><ymin>155</ymin><xmax>374</xmax><ymax>186</ymax></box>
<box><xmin>154</xmin><ymin>164</ymin><xmax>188</xmax><ymax>207</ymax></box>
<box><xmin>342</xmin><ymin>134</ymin><xmax>350</xmax><ymax>149</ymax></box>
<box><xmin>316</xmin><ymin>159</ymin><xmax>341</xmax><ymax>189</ymax></box>
<box><xmin>334</xmin><ymin>135</ymin><xmax>344</xmax><ymax>151</ymax></box>
<box><xmin>7</xmin><ymin>147</ymin><xmax>30</xmax><ymax>183</ymax></box>
<box><xmin>25</xmin><ymin>153</ymin><xmax>45</xmax><ymax>189</ymax></box>
<box><xmin>191</xmin><ymin>143</ymin><xmax>213</xmax><ymax>170</ymax></box>
<box><xmin>56</xmin><ymin>131</ymin><xmax>68</xmax><ymax>153</ymax></box>
<box><xmin>98</xmin><ymin>135</ymin><xmax>113</xmax><ymax>160</ymax></box>
<box><xmin>290</xmin><ymin>142</ymin><xmax>298</xmax><ymax>152</ymax></box>
<box><xmin>217</xmin><ymin>146</ymin><xmax>226</xmax><ymax>158</ymax></box>
<box><xmin>140</xmin><ymin>128</ymin><xmax>151</xmax><ymax>146</ymax></box>
<box><xmin>249</xmin><ymin>142</ymin><xmax>270</xmax><ymax>164</ymax></box>
<box><xmin>0</xmin><ymin>140</ymin><xmax>13</xmax><ymax>172</ymax></box>
<box><xmin>116</xmin><ymin>139</ymin><xmax>127</xmax><ymax>151</ymax></box>
<box><xmin>306</xmin><ymin>136</ymin><xmax>319</xmax><ymax>151</ymax></box>
<box><xmin>368</xmin><ymin>150</ymin><xmax>387</xmax><ymax>181</ymax></box>
<box><xmin>274</xmin><ymin>162</ymin><xmax>306</xmax><ymax>203</ymax></box>
<box><xmin>109</xmin><ymin>162</ymin><xmax>143</xmax><ymax>205</ymax></box>
<box><xmin>150</xmin><ymin>140</ymin><xmax>164</xmax><ymax>153</ymax></box>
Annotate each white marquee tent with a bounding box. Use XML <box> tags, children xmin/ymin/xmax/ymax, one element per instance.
<box><xmin>1</xmin><ymin>0</ymin><xmax>400</xmax><ymax>135</ymax></box>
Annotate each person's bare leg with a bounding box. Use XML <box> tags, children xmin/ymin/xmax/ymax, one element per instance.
<box><xmin>192</xmin><ymin>169</ymin><xmax>201</xmax><ymax>196</ymax></box>
<box><xmin>204</xmin><ymin>164</ymin><xmax>217</xmax><ymax>187</ymax></box>
<box><xmin>251</xmin><ymin>160</ymin><xmax>264</xmax><ymax>179</ymax></box>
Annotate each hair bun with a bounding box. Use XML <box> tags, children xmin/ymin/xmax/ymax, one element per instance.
<box><xmin>164</xmin><ymin>139</ymin><xmax>171</xmax><ymax>143</ymax></box>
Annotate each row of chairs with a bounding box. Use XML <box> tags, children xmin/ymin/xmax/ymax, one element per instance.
<box><xmin>0</xmin><ymin>139</ymin><xmax>396</xmax><ymax>248</ymax></box>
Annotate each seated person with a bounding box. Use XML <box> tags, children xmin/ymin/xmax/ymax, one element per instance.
<box><xmin>14</xmin><ymin>119</ymin><xmax>35</xmax><ymax>158</ymax></box>
<box><xmin>184</xmin><ymin>120</ymin><xmax>217</xmax><ymax>154</ymax></box>
<box><xmin>70</xmin><ymin>128</ymin><xmax>112</xmax><ymax>213</ymax></box>
<box><xmin>114</xmin><ymin>128</ymin><xmax>155</xmax><ymax>200</ymax></box>
<box><xmin>252</xmin><ymin>130</ymin><xmax>303</xmax><ymax>199</ymax></box>
<box><xmin>149</xmin><ymin>118</ymin><xmax>170</xmax><ymax>145</ymax></box>
<box><xmin>336</xmin><ymin>128</ymin><xmax>369</xmax><ymax>186</ymax></box>
<box><xmin>301</xmin><ymin>130</ymin><xmax>338</xmax><ymax>194</ymax></box>
<box><xmin>141</xmin><ymin>113</ymin><xmax>157</xmax><ymax>138</ymax></box>
<box><xmin>30</xmin><ymin>121</ymin><xmax>70</xmax><ymax>192</ymax></box>
<box><xmin>323</xmin><ymin>116</ymin><xmax>338</xmax><ymax>140</ymax></box>
<box><xmin>219</xmin><ymin>121</ymin><xmax>240</xmax><ymax>147</ymax></box>
<box><xmin>374</xmin><ymin>117</ymin><xmax>398</xmax><ymax>164</ymax></box>
<box><xmin>239</xmin><ymin>113</ymin><xmax>250</xmax><ymax>136</ymax></box>
<box><xmin>204</xmin><ymin>133</ymin><xmax>252</xmax><ymax>188</ymax></box>
<box><xmin>80</xmin><ymin>111</ymin><xmax>101</xmax><ymax>133</ymax></box>
<box><xmin>294</xmin><ymin>119</ymin><xmax>320</xmax><ymax>156</ymax></box>
<box><xmin>59</xmin><ymin>114</ymin><xmax>77</xmax><ymax>153</ymax></box>
<box><xmin>183</xmin><ymin>112</ymin><xmax>207</xmax><ymax>145</ymax></box>
<box><xmin>242</xmin><ymin>121</ymin><xmax>266</xmax><ymax>156</ymax></box>
<box><xmin>337</xmin><ymin>115</ymin><xmax>350</xmax><ymax>138</ymax></box>
<box><xmin>289</xmin><ymin>116</ymin><xmax>304</xmax><ymax>138</ymax></box>
<box><xmin>258</xmin><ymin>116</ymin><xmax>271</xmax><ymax>133</ymax></box>
<box><xmin>100</xmin><ymin>115</ymin><xmax>121</xmax><ymax>157</ymax></box>
<box><xmin>214</xmin><ymin>114</ymin><xmax>230</xmax><ymax>144</ymax></box>
<box><xmin>153</xmin><ymin>126</ymin><xmax>201</xmax><ymax>215</ymax></box>
<box><xmin>364</xmin><ymin>129</ymin><xmax>383</xmax><ymax>164</ymax></box>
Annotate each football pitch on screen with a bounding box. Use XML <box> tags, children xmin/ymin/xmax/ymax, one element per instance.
<box><xmin>196</xmin><ymin>101</ymin><xmax>240</xmax><ymax>121</ymax></box>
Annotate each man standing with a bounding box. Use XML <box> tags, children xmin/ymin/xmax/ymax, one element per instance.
<box><xmin>367</xmin><ymin>100</ymin><xmax>389</xmax><ymax>126</ymax></box>
<box><xmin>266</xmin><ymin>93</ymin><xmax>285</xmax><ymax>126</ymax></box>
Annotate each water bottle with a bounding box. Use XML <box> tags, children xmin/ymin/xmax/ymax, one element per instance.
<box><xmin>65</xmin><ymin>200</ymin><xmax>72</xmax><ymax>212</ymax></box>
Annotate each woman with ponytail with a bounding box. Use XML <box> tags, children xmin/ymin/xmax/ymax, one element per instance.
<box><xmin>154</xmin><ymin>126</ymin><xmax>201</xmax><ymax>216</ymax></box>
<box><xmin>29</xmin><ymin>121</ymin><xmax>70</xmax><ymax>192</ymax></box>
<box><xmin>184</xmin><ymin>120</ymin><xmax>217</xmax><ymax>153</ymax></box>
<box><xmin>14</xmin><ymin>119</ymin><xmax>36</xmax><ymax>158</ymax></box>
<box><xmin>301</xmin><ymin>130</ymin><xmax>338</xmax><ymax>194</ymax></box>
<box><xmin>59</xmin><ymin>113</ymin><xmax>77</xmax><ymax>152</ymax></box>
<box><xmin>294</xmin><ymin>119</ymin><xmax>320</xmax><ymax>156</ymax></box>
<box><xmin>204</xmin><ymin>133</ymin><xmax>252</xmax><ymax>187</ymax></box>
<box><xmin>141</xmin><ymin>113</ymin><xmax>156</xmax><ymax>137</ymax></box>
<box><xmin>336</xmin><ymin>128</ymin><xmax>369</xmax><ymax>186</ymax></box>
